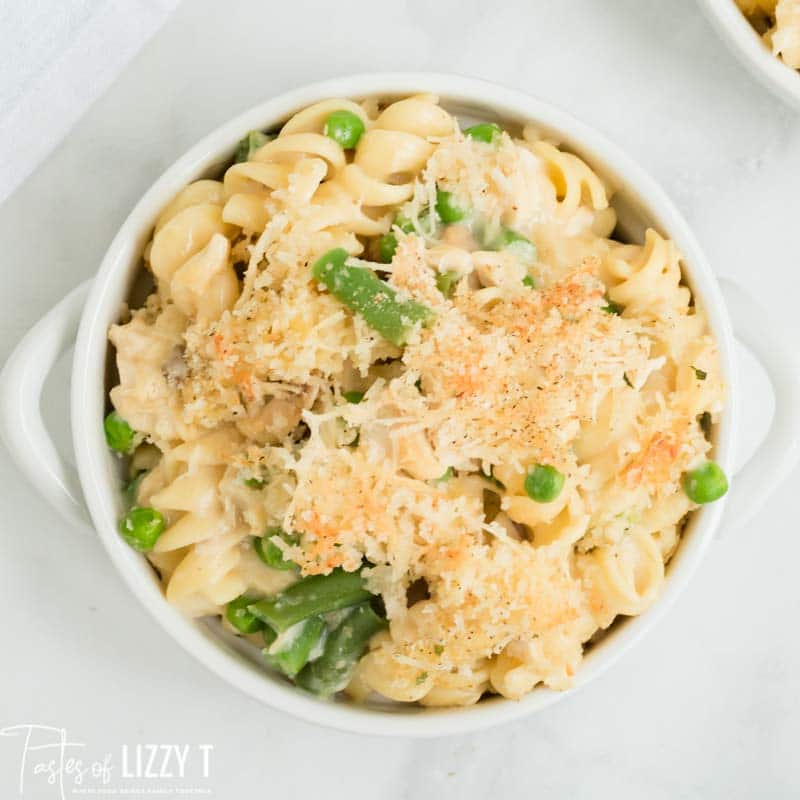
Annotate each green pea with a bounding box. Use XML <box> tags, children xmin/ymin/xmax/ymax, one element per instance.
<box><xmin>436</xmin><ymin>270</ymin><xmax>460</xmax><ymax>298</ymax></box>
<box><xmin>394</xmin><ymin>215</ymin><xmax>416</xmax><ymax>234</ymax></box>
<box><xmin>683</xmin><ymin>462</ymin><xmax>728</xmax><ymax>504</ymax></box>
<box><xmin>226</xmin><ymin>595</ymin><xmax>265</xmax><ymax>635</ymax></box>
<box><xmin>524</xmin><ymin>464</ymin><xmax>565</xmax><ymax>503</ymax></box>
<box><xmin>402</xmin><ymin>208</ymin><xmax>437</xmax><ymax>236</ymax></box>
<box><xmin>234</xmin><ymin>130</ymin><xmax>270</xmax><ymax>163</ymax></box>
<box><xmin>464</xmin><ymin>122</ymin><xmax>503</xmax><ymax>145</ymax></box>
<box><xmin>104</xmin><ymin>411</ymin><xmax>138</xmax><ymax>454</ymax></box>
<box><xmin>489</xmin><ymin>228</ymin><xmax>537</xmax><ymax>265</ymax></box>
<box><xmin>435</xmin><ymin>189</ymin><xmax>468</xmax><ymax>224</ymax></box>
<box><xmin>377</xmin><ymin>212</ymin><xmax>430</xmax><ymax>263</ymax></box>
<box><xmin>254</xmin><ymin>527</ymin><xmax>299</xmax><ymax>570</ymax></box>
<box><xmin>343</xmin><ymin>391</ymin><xmax>364</xmax><ymax>404</ymax></box>
<box><xmin>522</xmin><ymin>275</ymin><xmax>535</xmax><ymax>288</ymax></box>
<box><xmin>119</xmin><ymin>507</ymin><xmax>165</xmax><ymax>552</ymax></box>
<box><xmin>323</xmin><ymin>110</ymin><xmax>365</xmax><ymax>149</ymax></box>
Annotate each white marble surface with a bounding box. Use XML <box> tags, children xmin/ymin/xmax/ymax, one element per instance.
<box><xmin>0</xmin><ymin>0</ymin><xmax>179</xmax><ymax>203</ymax></box>
<box><xmin>1</xmin><ymin>1</ymin><xmax>799</xmax><ymax>797</ymax></box>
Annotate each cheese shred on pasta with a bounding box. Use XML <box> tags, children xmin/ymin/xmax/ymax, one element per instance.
<box><xmin>108</xmin><ymin>94</ymin><xmax>725</xmax><ymax>706</ymax></box>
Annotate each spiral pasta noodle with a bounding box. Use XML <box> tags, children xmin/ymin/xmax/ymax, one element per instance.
<box><xmin>736</xmin><ymin>0</ymin><xmax>800</xmax><ymax>68</ymax></box>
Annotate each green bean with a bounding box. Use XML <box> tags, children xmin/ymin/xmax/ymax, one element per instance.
<box><xmin>312</xmin><ymin>249</ymin><xmax>434</xmax><ymax>346</ymax></box>
<box><xmin>248</xmin><ymin>568</ymin><xmax>371</xmax><ymax>632</ymax></box>
<box><xmin>296</xmin><ymin>603</ymin><xmax>387</xmax><ymax>697</ymax></box>
<box><xmin>234</xmin><ymin>130</ymin><xmax>269</xmax><ymax>163</ymax></box>
<box><xmin>119</xmin><ymin>507</ymin><xmax>165</xmax><ymax>552</ymax></box>
<box><xmin>435</xmin><ymin>189</ymin><xmax>468</xmax><ymax>224</ymax></box>
<box><xmin>226</xmin><ymin>595</ymin><xmax>264</xmax><ymax>634</ymax></box>
<box><xmin>602</xmin><ymin>300</ymin><xmax>623</xmax><ymax>315</ymax></box>
<box><xmin>436</xmin><ymin>270</ymin><xmax>459</xmax><ymax>298</ymax></box>
<box><xmin>524</xmin><ymin>464</ymin><xmax>565</xmax><ymax>503</ymax></box>
<box><xmin>683</xmin><ymin>462</ymin><xmax>728</xmax><ymax>504</ymax></box>
<box><xmin>104</xmin><ymin>411</ymin><xmax>138</xmax><ymax>454</ymax></box>
<box><xmin>244</xmin><ymin>477</ymin><xmax>265</xmax><ymax>489</ymax></box>
<box><xmin>323</xmin><ymin>110</ymin><xmax>365</xmax><ymax>149</ymax></box>
<box><xmin>464</xmin><ymin>122</ymin><xmax>503</xmax><ymax>144</ymax></box>
<box><xmin>263</xmin><ymin>616</ymin><xmax>326</xmax><ymax>677</ymax></box>
<box><xmin>698</xmin><ymin>411</ymin><xmax>712</xmax><ymax>439</ymax></box>
<box><xmin>254</xmin><ymin>527</ymin><xmax>298</xmax><ymax>571</ymax></box>
<box><xmin>123</xmin><ymin>472</ymin><xmax>146</xmax><ymax>506</ymax></box>
<box><xmin>343</xmin><ymin>390</ymin><xmax>364</xmax><ymax>404</ymax></box>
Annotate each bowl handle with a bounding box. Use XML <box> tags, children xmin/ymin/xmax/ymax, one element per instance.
<box><xmin>718</xmin><ymin>277</ymin><xmax>800</xmax><ymax>534</ymax></box>
<box><xmin>0</xmin><ymin>281</ymin><xmax>92</xmax><ymax>530</ymax></box>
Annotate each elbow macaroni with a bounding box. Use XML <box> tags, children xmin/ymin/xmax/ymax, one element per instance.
<box><xmin>108</xmin><ymin>94</ymin><xmax>725</xmax><ymax>706</ymax></box>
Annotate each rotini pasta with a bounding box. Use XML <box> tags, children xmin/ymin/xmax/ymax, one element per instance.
<box><xmin>736</xmin><ymin>0</ymin><xmax>800</xmax><ymax>69</ymax></box>
<box><xmin>105</xmin><ymin>94</ymin><xmax>727</xmax><ymax>707</ymax></box>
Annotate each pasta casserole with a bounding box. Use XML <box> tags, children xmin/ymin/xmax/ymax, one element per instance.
<box><xmin>105</xmin><ymin>94</ymin><xmax>728</xmax><ymax>707</ymax></box>
<box><xmin>736</xmin><ymin>0</ymin><xmax>800</xmax><ymax>68</ymax></box>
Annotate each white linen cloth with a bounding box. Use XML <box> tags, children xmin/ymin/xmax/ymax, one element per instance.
<box><xmin>0</xmin><ymin>0</ymin><xmax>179</xmax><ymax>205</ymax></box>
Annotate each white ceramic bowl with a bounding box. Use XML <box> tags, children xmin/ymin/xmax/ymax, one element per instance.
<box><xmin>3</xmin><ymin>73</ymin><xmax>800</xmax><ymax>737</ymax></box>
<box><xmin>700</xmin><ymin>0</ymin><xmax>800</xmax><ymax>109</ymax></box>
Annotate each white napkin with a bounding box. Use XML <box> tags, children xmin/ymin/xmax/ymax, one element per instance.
<box><xmin>0</xmin><ymin>0</ymin><xmax>179</xmax><ymax>205</ymax></box>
